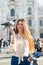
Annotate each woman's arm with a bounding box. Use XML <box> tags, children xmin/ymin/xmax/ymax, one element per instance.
<box><xmin>10</xmin><ymin>33</ymin><xmax>14</xmax><ymax>44</ymax></box>
<box><xmin>10</xmin><ymin>32</ymin><xmax>17</xmax><ymax>52</ymax></box>
<box><xmin>9</xmin><ymin>34</ymin><xmax>15</xmax><ymax>52</ymax></box>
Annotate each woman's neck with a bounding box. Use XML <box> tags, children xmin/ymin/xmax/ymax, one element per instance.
<box><xmin>18</xmin><ymin>31</ymin><xmax>24</xmax><ymax>38</ymax></box>
<box><xmin>18</xmin><ymin>32</ymin><xmax>23</xmax><ymax>36</ymax></box>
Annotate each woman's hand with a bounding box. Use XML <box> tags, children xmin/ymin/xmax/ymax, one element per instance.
<box><xmin>27</xmin><ymin>57</ymin><xmax>33</xmax><ymax>62</ymax></box>
<box><xmin>8</xmin><ymin>26</ymin><xmax>15</xmax><ymax>34</ymax></box>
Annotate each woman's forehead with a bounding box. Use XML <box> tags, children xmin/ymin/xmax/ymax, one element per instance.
<box><xmin>18</xmin><ymin>21</ymin><xmax>23</xmax><ymax>24</ymax></box>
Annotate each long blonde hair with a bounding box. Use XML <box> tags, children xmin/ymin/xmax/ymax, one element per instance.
<box><xmin>16</xmin><ymin>19</ymin><xmax>35</xmax><ymax>53</ymax></box>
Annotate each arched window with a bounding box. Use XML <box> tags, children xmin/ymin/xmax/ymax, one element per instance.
<box><xmin>28</xmin><ymin>8</ymin><xmax>32</xmax><ymax>15</ymax></box>
<box><xmin>11</xmin><ymin>0</ymin><xmax>15</xmax><ymax>1</ymax></box>
<box><xmin>40</xmin><ymin>20</ymin><xmax>43</xmax><ymax>26</ymax></box>
<box><xmin>40</xmin><ymin>33</ymin><xmax>43</xmax><ymax>38</ymax></box>
<box><xmin>11</xmin><ymin>9</ymin><xmax>15</xmax><ymax>16</ymax></box>
<box><xmin>28</xmin><ymin>19</ymin><xmax>32</xmax><ymax>26</ymax></box>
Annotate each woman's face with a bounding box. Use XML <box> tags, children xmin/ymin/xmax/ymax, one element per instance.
<box><xmin>17</xmin><ymin>21</ymin><xmax>24</xmax><ymax>32</ymax></box>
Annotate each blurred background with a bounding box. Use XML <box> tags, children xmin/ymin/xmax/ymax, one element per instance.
<box><xmin>0</xmin><ymin>0</ymin><xmax>43</xmax><ymax>65</ymax></box>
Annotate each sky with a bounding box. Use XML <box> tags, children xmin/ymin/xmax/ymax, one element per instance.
<box><xmin>37</xmin><ymin>0</ymin><xmax>43</xmax><ymax>6</ymax></box>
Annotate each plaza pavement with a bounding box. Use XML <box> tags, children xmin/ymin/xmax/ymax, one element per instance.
<box><xmin>0</xmin><ymin>54</ymin><xmax>43</xmax><ymax>65</ymax></box>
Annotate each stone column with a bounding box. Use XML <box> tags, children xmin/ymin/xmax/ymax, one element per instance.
<box><xmin>34</xmin><ymin>0</ymin><xmax>39</xmax><ymax>39</ymax></box>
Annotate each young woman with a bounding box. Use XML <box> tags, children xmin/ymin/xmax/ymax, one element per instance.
<box><xmin>8</xmin><ymin>19</ymin><xmax>34</xmax><ymax>65</ymax></box>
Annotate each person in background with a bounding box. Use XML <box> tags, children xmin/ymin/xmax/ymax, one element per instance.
<box><xmin>36</xmin><ymin>39</ymin><xmax>42</xmax><ymax>52</ymax></box>
<box><xmin>0</xmin><ymin>38</ymin><xmax>3</xmax><ymax>52</ymax></box>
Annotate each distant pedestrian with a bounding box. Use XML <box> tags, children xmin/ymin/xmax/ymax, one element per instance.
<box><xmin>36</xmin><ymin>39</ymin><xmax>42</xmax><ymax>52</ymax></box>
